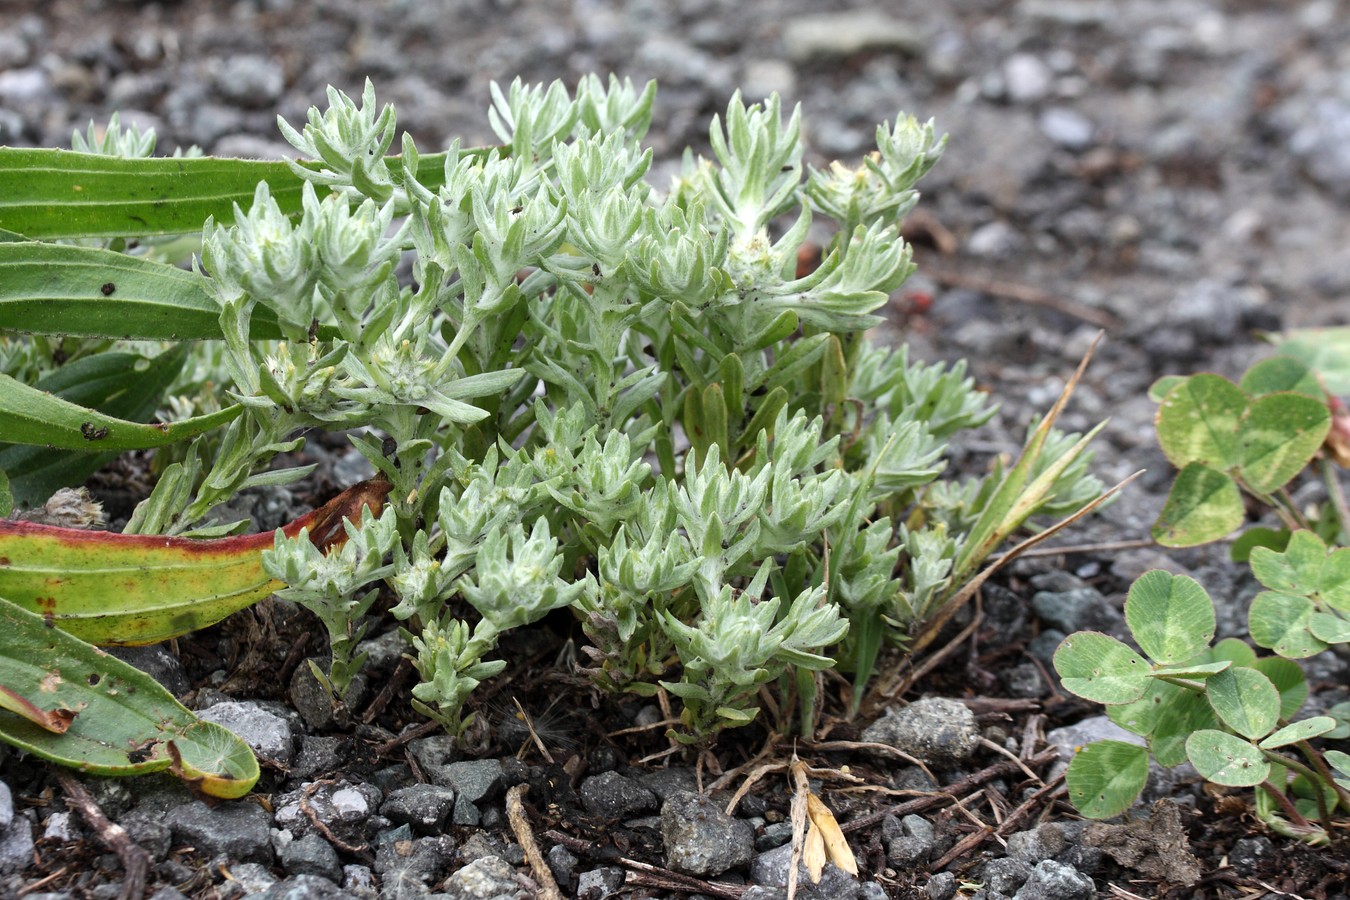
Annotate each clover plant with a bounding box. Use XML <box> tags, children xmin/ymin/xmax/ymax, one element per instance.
<box><xmin>0</xmin><ymin>77</ymin><xmax>1108</xmax><ymax>744</ymax></box>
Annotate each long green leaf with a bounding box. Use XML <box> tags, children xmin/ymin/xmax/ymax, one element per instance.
<box><xmin>0</xmin><ymin>594</ymin><xmax>259</xmax><ymax>797</ymax></box>
<box><xmin>0</xmin><ymin>370</ymin><xmax>241</xmax><ymax>451</ymax></box>
<box><xmin>0</xmin><ymin>242</ymin><xmax>291</xmax><ymax>340</ymax></box>
<box><xmin>0</xmin><ymin>347</ymin><xmax>189</xmax><ymax>508</ymax></box>
<box><xmin>0</xmin><ymin>147</ymin><xmax>470</xmax><ymax>240</ymax></box>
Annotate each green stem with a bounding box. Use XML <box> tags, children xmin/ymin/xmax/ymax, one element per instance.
<box><xmin>1322</xmin><ymin>458</ymin><xmax>1350</xmax><ymax>545</ymax></box>
<box><xmin>1257</xmin><ymin>778</ymin><xmax>1311</xmax><ymax>828</ymax></box>
<box><xmin>1263</xmin><ymin>748</ymin><xmax>1333</xmax><ymax>828</ymax></box>
<box><xmin>1296</xmin><ymin>740</ymin><xmax>1350</xmax><ymax>814</ymax></box>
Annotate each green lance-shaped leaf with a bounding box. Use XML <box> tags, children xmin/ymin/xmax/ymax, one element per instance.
<box><xmin>0</xmin><ymin>595</ymin><xmax>259</xmax><ymax>798</ymax></box>
<box><xmin>0</xmin><ymin>471</ymin><xmax>11</xmax><ymax>519</ymax></box>
<box><xmin>0</xmin><ymin>347</ymin><xmax>189</xmax><ymax>509</ymax></box>
<box><xmin>1249</xmin><ymin>591</ymin><xmax>1326</xmax><ymax>659</ymax></box>
<box><xmin>0</xmin><ymin>242</ymin><xmax>289</xmax><ymax>341</ymax></box>
<box><xmin>0</xmin><ymin>147</ymin><xmax>465</xmax><ymax>240</ymax></box>
<box><xmin>1152</xmin><ymin>462</ymin><xmax>1243</xmax><ymax>548</ymax></box>
<box><xmin>1065</xmin><ymin>740</ymin><xmax>1150</xmax><ymax>819</ymax></box>
<box><xmin>1124</xmin><ymin>570</ymin><xmax>1215</xmax><ymax>665</ymax></box>
<box><xmin>1154</xmin><ymin>374</ymin><xmax>1246</xmax><ymax>470</ymax></box>
<box><xmin>1053</xmin><ymin>632</ymin><xmax>1150</xmax><ymax>704</ymax></box>
<box><xmin>1205</xmin><ymin>667</ymin><xmax>1280</xmax><ymax>740</ymax></box>
<box><xmin>1237</xmin><ymin>393</ymin><xmax>1330</xmax><ymax>494</ymax></box>
<box><xmin>1258</xmin><ymin>717</ymin><xmax>1337</xmax><ymax>750</ymax></box>
<box><xmin>0</xmin><ymin>369</ymin><xmax>242</xmax><ymax>453</ymax></box>
<box><xmin>1185</xmin><ymin>729</ymin><xmax>1270</xmax><ymax>787</ymax></box>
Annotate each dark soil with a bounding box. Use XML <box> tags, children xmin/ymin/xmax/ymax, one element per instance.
<box><xmin>2</xmin><ymin>0</ymin><xmax>1349</xmax><ymax>897</ymax></box>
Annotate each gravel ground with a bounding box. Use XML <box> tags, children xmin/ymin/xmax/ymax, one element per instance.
<box><xmin>2</xmin><ymin>1</ymin><xmax>1349</xmax><ymax>897</ymax></box>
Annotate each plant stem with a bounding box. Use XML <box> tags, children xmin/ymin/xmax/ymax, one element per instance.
<box><xmin>1257</xmin><ymin>778</ymin><xmax>1311</xmax><ymax>828</ymax></box>
<box><xmin>1322</xmin><ymin>458</ymin><xmax>1350</xmax><ymax>545</ymax></box>
<box><xmin>1297</xmin><ymin>739</ymin><xmax>1350</xmax><ymax>814</ymax></box>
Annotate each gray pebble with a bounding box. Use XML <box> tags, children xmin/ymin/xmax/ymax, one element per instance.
<box><xmin>546</xmin><ymin>842</ymin><xmax>578</xmax><ymax>885</ymax></box>
<box><xmin>280</xmin><ymin>832</ymin><xmax>343</xmax><ymax>883</ymax></box>
<box><xmin>782</xmin><ymin>11</ymin><xmax>924</xmax><ymax>61</ymax></box>
<box><xmin>1013</xmin><ymin>860</ymin><xmax>1095</xmax><ymax>900</ymax></box>
<box><xmin>215</xmin><ymin>55</ymin><xmax>286</xmax><ymax>108</ymax></box>
<box><xmin>1004</xmin><ymin>54</ymin><xmax>1053</xmax><ymax>103</ymax></box>
<box><xmin>165</xmin><ymin>800</ymin><xmax>273</xmax><ymax>863</ymax></box>
<box><xmin>1032</xmin><ymin>587</ymin><xmax>1123</xmax><ymax>635</ymax></box>
<box><xmin>437</xmin><ymin>855</ymin><xmax>526</xmax><ymax>900</ymax></box>
<box><xmin>1038</xmin><ymin>107</ymin><xmax>1094</xmax><ymax>150</ymax></box>
<box><xmin>926</xmin><ymin>871</ymin><xmax>958</xmax><ymax>900</ymax></box>
<box><xmin>381</xmin><ymin>784</ymin><xmax>457</xmax><ymax>833</ymax></box>
<box><xmin>198</xmin><ymin>700</ymin><xmax>296</xmax><ymax>768</ymax></box>
<box><xmin>373</xmin><ymin>835</ymin><xmax>456</xmax><ymax>894</ymax></box>
<box><xmin>576</xmin><ymin>865</ymin><xmax>625</xmax><ymax>899</ymax></box>
<box><xmin>660</xmin><ymin>791</ymin><xmax>754</xmax><ymax>877</ymax></box>
<box><xmin>430</xmin><ymin>759</ymin><xmax>504</xmax><ymax>805</ymax></box>
<box><xmin>983</xmin><ymin>856</ymin><xmax>1032</xmax><ymax>894</ymax></box>
<box><xmin>251</xmin><ymin>874</ymin><xmax>349</xmax><ymax>899</ymax></box>
<box><xmin>579</xmin><ymin>771</ymin><xmax>658</xmax><ymax>819</ymax></box>
<box><xmin>862</xmin><ymin>698</ymin><xmax>980</xmax><ymax>767</ymax></box>
<box><xmin>0</xmin><ymin>815</ymin><xmax>33</xmax><ymax>875</ymax></box>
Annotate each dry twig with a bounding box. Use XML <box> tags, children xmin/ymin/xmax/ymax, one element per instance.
<box><xmin>57</xmin><ymin>772</ymin><xmax>149</xmax><ymax>900</ymax></box>
<box><xmin>506</xmin><ymin>785</ymin><xmax>564</xmax><ymax>900</ymax></box>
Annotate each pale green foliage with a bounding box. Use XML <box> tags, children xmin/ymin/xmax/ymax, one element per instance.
<box><xmin>113</xmin><ymin>77</ymin><xmax>1105</xmax><ymax>743</ymax></box>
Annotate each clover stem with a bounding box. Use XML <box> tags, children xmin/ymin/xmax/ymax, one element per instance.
<box><xmin>1257</xmin><ymin>778</ymin><xmax>1311</xmax><ymax>828</ymax></box>
<box><xmin>1296</xmin><ymin>740</ymin><xmax>1350</xmax><ymax>814</ymax></box>
<box><xmin>1263</xmin><ymin>748</ymin><xmax>1333</xmax><ymax>828</ymax></box>
<box><xmin>1321</xmin><ymin>458</ymin><xmax>1350</xmax><ymax>545</ymax></box>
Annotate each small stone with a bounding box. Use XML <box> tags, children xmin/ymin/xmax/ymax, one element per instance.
<box><xmin>253</xmin><ymin>874</ymin><xmax>349</xmax><ymax>899</ymax></box>
<box><xmin>342</xmin><ymin>864</ymin><xmax>377</xmax><ymax>898</ymax></box>
<box><xmin>546</xmin><ymin>843</ymin><xmax>578</xmax><ymax>886</ymax></box>
<box><xmin>118</xmin><ymin>810</ymin><xmax>171</xmax><ymax>859</ymax></box>
<box><xmin>926</xmin><ymin>871</ymin><xmax>958</xmax><ymax>900</ymax></box>
<box><xmin>42</xmin><ymin>811</ymin><xmax>78</xmax><ymax>843</ymax></box>
<box><xmin>431</xmin><ymin>759</ymin><xmax>504</xmax><ymax>804</ymax></box>
<box><xmin>579</xmin><ymin>771</ymin><xmax>659</xmax><ymax>819</ymax></box>
<box><xmin>1004</xmin><ymin>54</ymin><xmax>1053</xmax><ymax>104</ymax></box>
<box><xmin>280</xmin><ymin>832</ymin><xmax>343</xmax><ymax>883</ymax></box>
<box><xmin>0</xmin><ymin>816</ymin><xmax>33</xmax><ymax>874</ymax></box>
<box><xmin>438</xmin><ymin>855</ymin><xmax>525</xmax><ymax>899</ymax></box>
<box><xmin>381</xmin><ymin>784</ymin><xmax>457</xmax><ymax>833</ymax></box>
<box><xmin>751</xmin><ymin>842</ymin><xmax>858</xmax><ymax>894</ymax></box>
<box><xmin>883</xmin><ymin>814</ymin><xmax>936</xmax><ymax>867</ymax></box>
<box><xmin>373</xmin><ymin>835</ymin><xmax>456</xmax><ymax>894</ymax></box>
<box><xmin>291</xmin><ymin>736</ymin><xmax>347</xmax><ymax>781</ymax></box>
<box><xmin>966</xmin><ymin>221</ymin><xmax>1027</xmax><ymax>260</ymax></box>
<box><xmin>782</xmin><ymin>11</ymin><xmax>924</xmax><ymax>62</ymax></box>
<box><xmin>741</xmin><ymin>60</ymin><xmax>796</xmax><ymax>100</ymax></box>
<box><xmin>576</xmin><ymin>865</ymin><xmax>625</xmax><ymax>899</ymax></box>
<box><xmin>661</xmin><ymin>791</ymin><xmax>755</xmax><ymax>877</ymax></box>
<box><xmin>1289</xmin><ymin>98</ymin><xmax>1350</xmax><ymax>202</ymax></box>
<box><xmin>1005</xmin><ymin>824</ymin><xmax>1067</xmax><ymax>864</ymax></box>
<box><xmin>0</xmin><ymin>32</ymin><xmax>30</xmax><ymax>68</ymax></box>
<box><xmin>1032</xmin><ymin>587</ymin><xmax>1122</xmax><ymax>635</ymax></box>
<box><xmin>1038</xmin><ymin>107</ymin><xmax>1094</xmax><ymax>150</ymax></box>
<box><xmin>862</xmin><ymin>698</ymin><xmax>980</xmax><ymax>767</ymax></box>
<box><xmin>1227</xmin><ymin>836</ymin><xmax>1274</xmax><ymax>877</ymax></box>
<box><xmin>165</xmin><ymin>800</ymin><xmax>272</xmax><ymax>863</ymax></box>
<box><xmin>637</xmin><ymin>767</ymin><xmax>698</xmax><ymax>803</ymax></box>
<box><xmin>755</xmin><ymin>821</ymin><xmax>794</xmax><ymax>851</ymax></box>
<box><xmin>452</xmin><ymin>794</ymin><xmax>481</xmax><ymax>826</ymax></box>
<box><xmin>221</xmin><ymin>863</ymin><xmax>274</xmax><ymax>895</ymax></box>
<box><xmin>215</xmin><ymin>55</ymin><xmax>286</xmax><ymax>108</ymax></box>
<box><xmin>147</xmin><ymin>887</ymin><xmax>189</xmax><ymax>900</ymax></box>
<box><xmin>108</xmin><ymin>646</ymin><xmax>189</xmax><ymax>695</ymax></box>
<box><xmin>0</xmin><ymin>782</ymin><xmax>12</xmax><ymax>831</ymax></box>
<box><xmin>1013</xmin><ymin>860</ymin><xmax>1095</xmax><ymax>900</ymax></box>
<box><xmin>984</xmin><ymin>857</ymin><xmax>1032</xmax><ymax>894</ymax></box>
<box><xmin>197</xmin><ymin>700</ymin><xmax>295</xmax><ymax>767</ymax></box>
<box><xmin>0</xmin><ymin>68</ymin><xmax>53</xmax><ymax>106</ymax></box>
